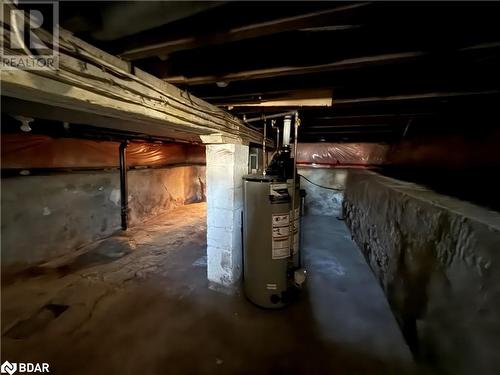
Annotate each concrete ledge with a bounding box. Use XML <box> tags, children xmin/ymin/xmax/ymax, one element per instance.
<box><xmin>343</xmin><ymin>170</ymin><xmax>500</xmax><ymax>374</ymax></box>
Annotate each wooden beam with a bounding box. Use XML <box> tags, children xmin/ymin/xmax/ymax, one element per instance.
<box><xmin>200</xmin><ymin>133</ymin><xmax>249</xmax><ymax>145</ymax></box>
<box><xmin>298</xmin><ymin>25</ymin><xmax>361</xmax><ymax>32</ymax></box>
<box><xmin>227</xmin><ymin>97</ymin><xmax>332</xmax><ymax>108</ymax></box>
<box><xmin>303</xmin><ymin>130</ymin><xmax>393</xmax><ymax>135</ymax></box>
<box><xmin>1</xmin><ymin>97</ymin><xmax>203</xmax><ymax>143</ymax></box>
<box><xmin>333</xmin><ymin>90</ymin><xmax>500</xmax><ymax>105</ymax></box>
<box><xmin>305</xmin><ymin>124</ymin><xmax>396</xmax><ymax>129</ymax></box>
<box><xmin>119</xmin><ymin>2</ymin><xmax>370</xmax><ymax>60</ymax></box>
<box><xmin>0</xmin><ymin>14</ymin><xmax>263</xmax><ymax>145</ymax></box>
<box><xmin>312</xmin><ymin>113</ymin><xmax>433</xmax><ymax>120</ymax></box>
<box><xmin>458</xmin><ymin>41</ymin><xmax>500</xmax><ymax>51</ymax></box>
<box><xmin>227</xmin><ymin>90</ymin><xmax>500</xmax><ymax>110</ymax></box>
<box><xmin>165</xmin><ymin>52</ymin><xmax>426</xmax><ymax>85</ymax></box>
<box><xmin>217</xmin><ymin>89</ymin><xmax>333</xmax><ymax>108</ymax></box>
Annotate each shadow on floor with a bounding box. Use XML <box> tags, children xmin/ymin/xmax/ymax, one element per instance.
<box><xmin>1</xmin><ymin>203</ymin><xmax>414</xmax><ymax>374</ymax></box>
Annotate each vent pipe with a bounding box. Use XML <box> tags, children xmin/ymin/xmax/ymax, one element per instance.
<box><xmin>119</xmin><ymin>141</ymin><xmax>129</xmax><ymax>230</ymax></box>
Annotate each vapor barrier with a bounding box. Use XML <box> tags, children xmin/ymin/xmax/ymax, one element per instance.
<box><xmin>297</xmin><ymin>143</ymin><xmax>389</xmax><ymax>167</ymax></box>
<box><xmin>1</xmin><ymin>134</ymin><xmax>206</xmax><ymax>169</ymax></box>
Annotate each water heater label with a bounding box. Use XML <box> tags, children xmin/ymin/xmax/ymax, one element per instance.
<box><xmin>272</xmin><ymin>213</ymin><xmax>290</xmax><ymax>259</ymax></box>
<box><xmin>273</xmin><ymin>226</ymin><xmax>290</xmax><ymax>238</ymax></box>
<box><xmin>272</xmin><ymin>239</ymin><xmax>290</xmax><ymax>259</ymax></box>
<box><xmin>272</xmin><ymin>214</ymin><xmax>289</xmax><ymax>226</ymax></box>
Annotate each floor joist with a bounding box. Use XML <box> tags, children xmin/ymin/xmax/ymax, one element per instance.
<box><xmin>1</xmin><ymin>18</ymin><xmax>266</xmax><ymax>146</ymax></box>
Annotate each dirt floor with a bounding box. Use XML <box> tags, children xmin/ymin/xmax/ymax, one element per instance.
<box><xmin>1</xmin><ymin>203</ymin><xmax>414</xmax><ymax>374</ymax></box>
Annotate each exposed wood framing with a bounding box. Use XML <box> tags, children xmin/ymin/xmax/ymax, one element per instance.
<box><xmin>1</xmin><ymin>11</ymin><xmax>267</xmax><ymax>146</ymax></box>
<box><xmin>165</xmin><ymin>52</ymin><xmax>426</xmax><ymax>85</ymax></box>
<box><xmin>217</xmin><ymin>89</ymin><xmax>333</xmax><ymax>108</ymax></box>
<box><xmin>332</xmin><ymin>90</ymin><xmax>500</xmax><ymax>105</ymax></box>
<box><xmin>119</xmin><ymin>2</ymin><xmax>370</xmax><ymax>60</ymax></box>
<box><xmin>227</xmin><ymin>90</ymin><xmax>500</xmax><ymax>110</ymax></box>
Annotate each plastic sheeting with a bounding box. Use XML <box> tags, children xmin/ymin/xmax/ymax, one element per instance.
<box><xmin>1</xmin><ymin>134</ymin><xmax>205</xmax><ymax>169</ymax></box>
<box><xmin>296</xmin><ymin>142</ymin><xmax>389</xmax><ymax>167</ymax></box>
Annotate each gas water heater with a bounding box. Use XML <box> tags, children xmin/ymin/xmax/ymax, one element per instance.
<box><xmin>242</xmin><ymin>114</ymin><xmax>306</xmax><ymax>308</ymax></box>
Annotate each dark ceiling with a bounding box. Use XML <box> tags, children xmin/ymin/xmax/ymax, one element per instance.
<box><xmin>58</xmin><ymin>1</ymin><xmax>500</xmax><ymax>143</ymax></box>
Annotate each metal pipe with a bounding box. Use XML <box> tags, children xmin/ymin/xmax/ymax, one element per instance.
<box><xmin>262</xmin><ymin>118</ymin><xmax>267</xmax><ymax>174</ymax></box>
<box><xmin>271</xmin><ymin>119</ymin><xmax>279</xmax><ymax>150</ymax></box>
<box><xmin>119</xmin><ymin>141</ymin><xmax>129</xmax><ymax>230</ymax></box>
<box><xmin>283</xmin><ymin>115</ymin><xmax>292</xmax><ymax>146</ymax></box>
<box><xmin>276</xmin><ymin>126</ymin><xmax>280</xmax><ymax>151</ymax></box>
<box><xmin>402</xmin><ymin>117</ymin><xmax>413</xmax><ymax>139</ymax></box>
<box><xmin>289</xmin><ymin>113</ymin><xmax>300</xmax><ymax>259</ymax></box>
<box><xmin>244</xmin><ymin>110</ymin><xmax>298</xmax><ymax>124</ymax></box>
<box><xmin>299</xmin><ymin>189</ymin><xmax>306</xmax><ymax>268</ymax></box>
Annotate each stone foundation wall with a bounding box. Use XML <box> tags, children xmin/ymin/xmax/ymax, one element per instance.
<box><xmin>343</xmin><ymin>170</ymin><xmax>500</xmax><ymax>374</ymax></box>
<box><xmin>1</xmin><ymin>165</ymin><xmax>205</xmax><ymax>269</ymax></box>
<box><xmin>128</xmin><ymin>166</ymin><xmax>205</xmax><ymax>225</ymax></box>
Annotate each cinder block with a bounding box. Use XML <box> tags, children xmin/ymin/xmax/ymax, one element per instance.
<box><xmin>207</xmin><ymin>227</ymin><xmax>234</xmax><ymax>250</ymax></box>
<box><xmin>207</xmin><ymin>185</ymin><xmax>237</xmax><ymax>210</ymax></box>
<box><xmin>206</xmin><ymin>144</ymin><xmax>237</xmax><ymax>166</ymax></box>
<box><xmin>207</xmin><ymin>246</ymin><xmax>230</xmax><ymax>280</ymax></box>
<box><xmin>206</xmin><ymin>165</ymin><xmax>235</xmax><ymax>188</ymax></box>
<box><xmin>205</xmin><ymin>144</ymin><xmax>249</xmax><ymax>291</ymax></box>
<box><xmin>207</xmin><ymin>207</ymin><xmax>235</xmax><ymax>229</ymax></box>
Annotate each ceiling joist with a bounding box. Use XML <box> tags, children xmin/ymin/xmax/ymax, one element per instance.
<box><xmin>166</xmin><ymin>51</ymin><xmax>426</xmax><ymax>86</ymax></box>
<box><xmin>0</xmin><ymin>6</ymin><xmax>266</xmax><ymax>146</ymax></box>
<box><xmin>119</xmin><ymin>2</ymin><xmax>371</xmax><ymax>60</ymax></box>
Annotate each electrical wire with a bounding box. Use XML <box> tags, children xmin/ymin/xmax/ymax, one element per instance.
<box><xmin>4</xmin><ymin>11</ymin><xmax>262</xmax><ymax>142</ymax></box>
<box><xmin>299</xmin><ymin>174</ymin><xmax>344</xmax><ymax>191</ymax></box>
<box><xmin>3</xmin><ymin>9</ymin><xmax>261</xmax><ymax>143</ymax></box>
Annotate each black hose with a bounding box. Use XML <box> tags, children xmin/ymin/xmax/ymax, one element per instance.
<box><xmin>298</xmin><ymin>174</ymin><xmax>344</xmax><ymax>192</ymax></box>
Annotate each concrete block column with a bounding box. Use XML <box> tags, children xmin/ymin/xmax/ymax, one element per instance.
<box><xmin>206</xmin><ymin>143</ymin><xmax>249</xmax><ymax>291</ymax></box>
